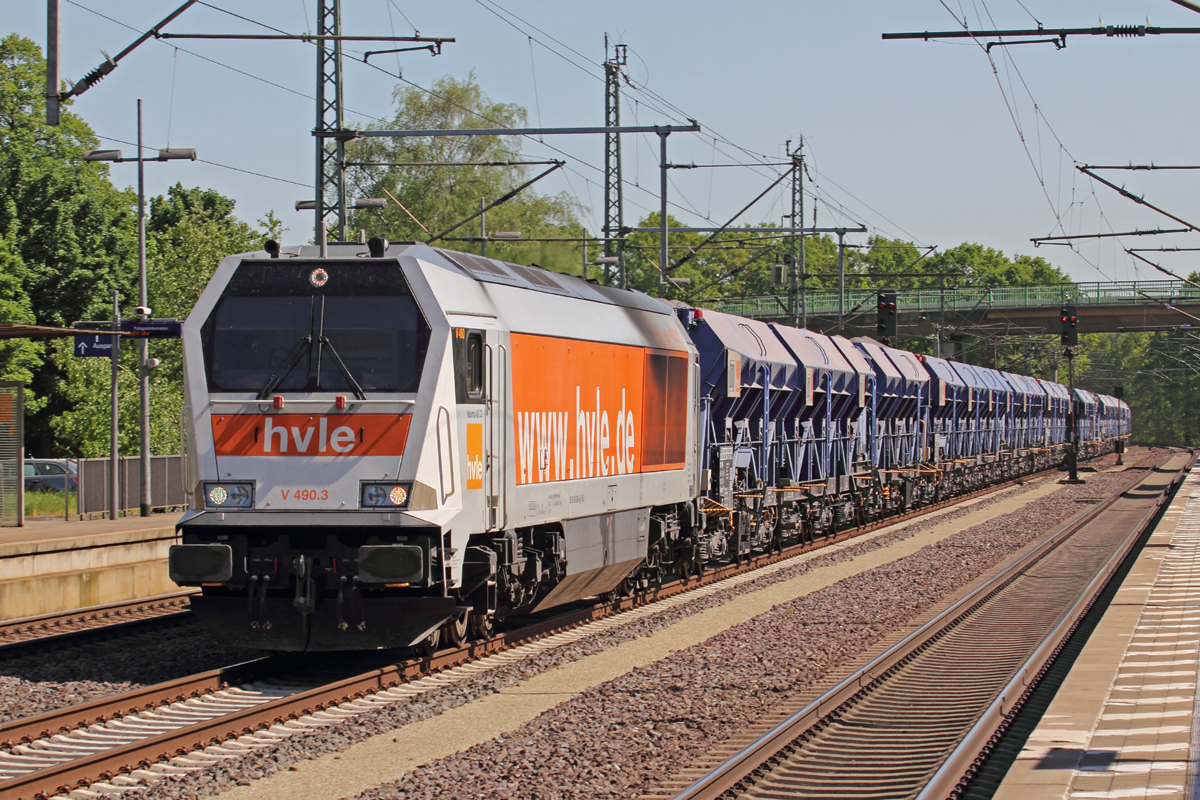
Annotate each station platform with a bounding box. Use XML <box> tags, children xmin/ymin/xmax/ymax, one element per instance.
<box><xmin>996</xmin><ymin>463</ymin><xmax>1200</xmax><ymax>800</ymax></box>
<box><xmin>0</xmin><ymin>514</ymin><xmax>182</xmax><ymax>620</ymax></box>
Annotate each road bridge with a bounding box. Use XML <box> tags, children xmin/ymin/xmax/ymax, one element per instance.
<box><xmin>704</xmin><ymin>279</ymin><xmax>1200</xmax><ymax>340</ymax></box>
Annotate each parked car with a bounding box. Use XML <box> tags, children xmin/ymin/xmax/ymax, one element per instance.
<box><xmin>24</xmin><ymin>459</ymin><xmax>78</xmax><ymax>493</ymax></box>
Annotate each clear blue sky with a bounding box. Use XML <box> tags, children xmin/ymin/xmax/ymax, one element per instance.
<box><xmin>9</xmin><ymin>0</ymin><xmax>1200</xmax><ymax>283</ymax></box>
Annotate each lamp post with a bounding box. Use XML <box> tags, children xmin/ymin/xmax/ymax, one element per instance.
<box><xmin>85</xmin><ymin>100</ymin><xmax>196</xmax><ymax>517</ymax></box>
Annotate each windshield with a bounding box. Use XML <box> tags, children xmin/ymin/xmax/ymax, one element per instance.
<box><xmin>202</xmin><ymin>261</ymin><xmax>430</xmax><ymax>393</ymax></box>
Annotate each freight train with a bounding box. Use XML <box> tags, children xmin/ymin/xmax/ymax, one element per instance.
<box><xmin>168</xmin><ymin>241</ymin><xmax>1132</xmax><ymax>651</ymax></box>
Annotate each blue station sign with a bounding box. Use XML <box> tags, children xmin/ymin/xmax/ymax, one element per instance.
<box><xmin>72</xmin><ymin>318</ymin><xmax>181</xmax><ymax>357</ymax></box>
<box><xmin>121</xmin><ymin>318</ymin><xmax>182</xmax><ymax>338</ymax></box>
<box><xmin>73</xmin><ymin>334</ymin><xmax>116</xmax><ymax>358</ymax></box>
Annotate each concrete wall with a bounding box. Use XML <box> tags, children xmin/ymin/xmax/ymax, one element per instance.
<box><xmin>0</xmin><ymin>525</ymin><xmax>178</xmax><ymax>620</ymax></box>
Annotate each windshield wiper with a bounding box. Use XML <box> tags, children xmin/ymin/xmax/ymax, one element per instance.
<box><xmin>256</xmin><ymin>335</ymin><xmax>311</xmax><ymax>400</ymax></box>
<box><xmin>318</xmin><ymin>336</ymin><xmax>367</xmax><ymax>400</ymax></box>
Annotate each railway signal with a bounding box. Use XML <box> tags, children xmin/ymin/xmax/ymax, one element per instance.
<box><xmin>877</xmin><ymin>289</ymin><xmax>897</xmax><ymax>342</ymax></box>
<box><xmin>1059</xmin><ymin>305</ymin><xmax>1078</xmax><ymax>347</ymax></box>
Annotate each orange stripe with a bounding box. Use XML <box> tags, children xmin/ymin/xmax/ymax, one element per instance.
<box><xmin>212</xmin><ymin>414</ymin><xmax>411</xmax><ymax>457</ymax></box>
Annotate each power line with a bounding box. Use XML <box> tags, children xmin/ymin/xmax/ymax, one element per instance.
<box><xmin>65</xmin><ymin>0</ymin><xmax>901</xmax><ymax>246</ymax></box>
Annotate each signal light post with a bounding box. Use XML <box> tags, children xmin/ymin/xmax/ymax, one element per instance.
<box><xmin>877</xmin><ymin>288</ymin><xmax>897</xmax><ymax>344</ymax></box>
<box><xmin>1060</xmin><ymin>305</ymin><xmax>1081</xmax><ymax>483</ymax></box>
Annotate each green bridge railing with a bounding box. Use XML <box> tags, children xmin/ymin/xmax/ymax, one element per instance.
<box><xmin>706</xmin><ymin>279</ymin><xmax>1200</xmax><ymax>319</ymax></box>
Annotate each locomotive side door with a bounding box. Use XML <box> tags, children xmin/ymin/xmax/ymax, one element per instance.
<box><xmin>485</xmin><ymin>330</ymin><xmax>507</xmax><ymax>531</ymax></box>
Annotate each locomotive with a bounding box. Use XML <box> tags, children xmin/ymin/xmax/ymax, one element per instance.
<box><xmin>168</xmin><ymin>241</ymin><xmax>1131</xmax><ymax>651</ymax></box>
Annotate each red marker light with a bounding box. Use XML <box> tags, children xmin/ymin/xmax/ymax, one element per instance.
<box><xmin>335</xmin><ymin>395</ymin><xmax>346</xmax><ymax>410</ymax></box>
<box><xmin>694</xmin><ymin>309</ymin><xmax>704</xmax><ymax>319</ymax></box>
<box><xmin>272</xmin><ymin>395</ymin><xmax>284</xmax><ymax>410</ymax></box>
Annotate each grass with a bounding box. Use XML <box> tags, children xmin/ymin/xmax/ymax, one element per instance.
<box><xmin>25</xmin><ymin>489</ymin><xmax>76</xmax><ymax>518</ymax></box>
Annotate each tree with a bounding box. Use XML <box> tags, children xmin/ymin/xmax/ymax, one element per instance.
<box><xmin>345</xmin><ymin>74</ymin><xmax>584</xmax><ymax>273</ymax></box>
<box><xmin>0</xmin><ymin>34</ymin><xmax>139</xmax><ymax>452</ymax></box>
<box><xmin>48</xmin><ymin>185</ymin><xmax>281</xmax><ymax>457</ymax></box>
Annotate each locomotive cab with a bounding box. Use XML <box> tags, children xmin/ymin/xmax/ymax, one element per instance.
<box><xmin>171</xmin><ymin>251</ymin><xmax>464</xmax><ymax>650</ymax></box>
<box><xmin>171</xmin><ymin>242</ymin><xmax>700</xmax><ymax>652</ymax></box>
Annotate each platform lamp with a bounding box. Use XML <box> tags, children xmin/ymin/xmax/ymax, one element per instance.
<box><xmin>85</xmin><ymin>99</ymin><xmax>196</xmax><ymax>517</ymax></box>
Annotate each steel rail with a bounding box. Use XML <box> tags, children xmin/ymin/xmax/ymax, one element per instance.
<box><xmin>0</xmin><ymin>657</ymin><xmax>277</xmax><ymax>750</ymax></box>
<box><xmin>919</xmin><ymin>453</ymin><xmax>1193</xmax><ymax>799</ymax></box>
<box><xmin>0</xmin><ymin>454</ymin><xmax>1121</xmax><ymax>800</ymax></box>
<box><xmin>0</xmin><ymin>591</ymin><xmax>195</xmax><ymax>639</ymax></box>
<box><xmin>0</xmin><ymin>592</ymin><xmax>196</xmax><ymax>659</ymax></box>
<box><xmin>669</xmin><ymin>450</ymin><xmax>1187</xmax><ymax>800</ymax></box>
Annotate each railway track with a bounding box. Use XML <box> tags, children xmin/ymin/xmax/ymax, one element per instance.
<box><xmin>666</xmin><ymin>449</ymin><xmax>1192</xmax><ymax>800</ymax></box>
<box><xmin>0</xmin><ymin>455</ymin><xmax>1134</xmax><ymax>800</ymax></box>
<box><xmin>0</xmin><ymin>592</ymin><xmax>196</xmax><ymax>660</ymax></box>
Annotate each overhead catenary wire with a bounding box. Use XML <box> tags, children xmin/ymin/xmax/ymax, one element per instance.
<box><xmin>65</xmin><ymin>0</ymin><xmax>908</xmax><ymax>251</ymax></box>
<box><xmin>916</xmin><ymin>0</ymin><xmax>1130</xmax><ymax>283</ymax></box>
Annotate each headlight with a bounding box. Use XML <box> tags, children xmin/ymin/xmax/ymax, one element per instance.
<box><xmin>203</xmin><ymin>481</ymin><xmax>254</xmax><ymax>509</ymax></box>
<box><xmin>361</xmin><ymin>482</ymin><xmax>410</xmax><ymax>509</ymax></box>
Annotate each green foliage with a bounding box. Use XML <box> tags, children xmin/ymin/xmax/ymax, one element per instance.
<box><xmin>0</xmin><ymin>34</ymin><xmax>141</xmax><ymax>443</ymax></box>
<box><xmin>345</xmin><ymin>74</ymin><xmax>585</xmax><ymax>273</ymax></box>
<box><xmin>48</xmin><ymin>184</ymin><xmax>278</xmax><ymax>458</ymax></box>
<box><xmin>1075</xmin><ymin>330</ymin><xmax>1200</xmax><ymax>447</ymax></box>
<box><xmin>0</xmin><ymin>228</ymin><xmax>44</xmax><ymax>415</ymax></box>
<box><xmin>0</xmin><ymin>35</ymin><xmax>287</xmax><ymax>457</ymax></box>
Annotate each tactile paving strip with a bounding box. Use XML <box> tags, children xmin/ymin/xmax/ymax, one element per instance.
<box><xmin>1064</xmin><ymin>471</ymin><xmax>1200</xmax><ymax>800</ymax></box>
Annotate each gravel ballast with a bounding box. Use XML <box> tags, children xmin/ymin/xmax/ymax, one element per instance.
<box><xmin>0</xmin><ymin>622</ymin><xmax>262</xmax><ymax>724</ymax></box>
<box><xmin>102</xmin><ymin>451</ymin><xmax>1160</xmax><ymax>800</ymax></box>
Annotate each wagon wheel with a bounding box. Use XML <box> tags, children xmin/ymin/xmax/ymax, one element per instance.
<box><xmin>468</xmin><ymin>611</ymin><xmax>494</xmax><ymax>641</ymax></box>
<box><xmin>678</xmin><ymin>556</ymin><xmax>692</xmax><ymax>582</ymax></box>
<box><xmin>760</xmin><ymin>507</ymin><xmax>781</xmax><ymax>554</ymax></box>
<box><xmin>416</xmin><ymin>626</ymin><xmax>441</xmax><ymax>658</ymax></box>
<box><xmin>441</xmin><ymin>611</ymin><xmax>469</xmax><ymax>648</ymax></box>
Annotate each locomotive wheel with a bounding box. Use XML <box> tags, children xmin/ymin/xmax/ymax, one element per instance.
<box><xmin>676</xmin><ymin>555</ymin><xmax>693</xmax><ymax>582</ymax></box>
<box><xmin>442</xmin><ymin>612</ymin><xmax>469</xmax><ymax>647</ymax></box>
<box><xmin>416</xmin><ymin>627</ymin><xmax>441</xmax><ymax>658</ymax></box>
<box><xmin>469</xmin><ymin>611</ymin><xmax>494</xmax><ymax>640</ymax></box>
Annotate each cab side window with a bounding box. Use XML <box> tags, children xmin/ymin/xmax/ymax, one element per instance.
<box><xmin>453</xmin><ymin>328</ymin><xmax>486</xmax><ymax>404</ymax></box>
<box><xmin>465</xmin><ymin>332</ymin><xmax>484</xmax><ymax>400</ymax></box>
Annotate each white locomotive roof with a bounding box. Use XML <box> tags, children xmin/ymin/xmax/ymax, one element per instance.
<box><xmin>429</xmin><ymin>246</ymin><xmax>671</xmax><ymax>315</ymax></box>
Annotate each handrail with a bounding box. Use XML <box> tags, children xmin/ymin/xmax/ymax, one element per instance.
<box><xmin>706</xmin><ymin>279</ymin><xmax>1200</xmax><ymax>319</ymax></box>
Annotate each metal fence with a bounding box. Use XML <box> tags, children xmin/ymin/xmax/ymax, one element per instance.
<box><xmin>708</xmin><ymin>279</ymin><xmax>1200</xmax><ymax>319</ymax></box>
<box><xmin>77</xmin><ymin>455</ymin><xmax>186</xmax><ymax>517</ymax></box>
<box><xmin>0</xmin><ymin>384</ymin><xmax>22</xmax><ymax>527</ymax></box>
